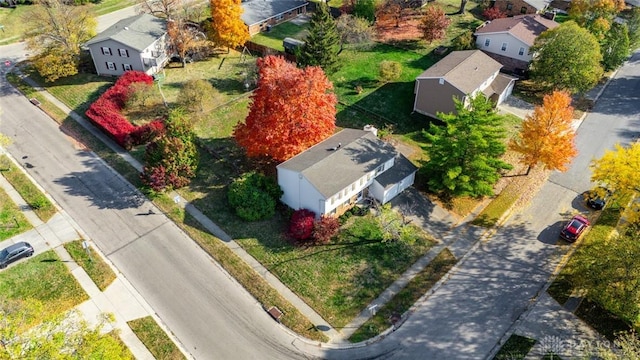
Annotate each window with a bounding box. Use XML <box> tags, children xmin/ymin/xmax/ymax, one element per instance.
<box><xmin>518</xmin><ymin>47</ymin><xmax>525</xmax><ymax>56</ymax></box>
<box><xmin>438</xmin><ymin>78</ymin><xmax>445</xmax><ymax>85</ymax></box>
<box><xmin>506</xmin><ymin>3</ymin><xmax>513</xmax><ymax>10</ymax></box>
<box><xmin>484</xmin><ymin>38</ymin><xmax>490</xmax><ymax>47</ymax></box>
<box><xmin>118</xmin><ymin>48</ymin><xmax>129</xmax><ymax>57</ymax></box>
<box><xmin>520</xmin><ymin>6</ymin><xmax>527</xmax><ymax>13</ymax></box>
<box><xmin>106</xmin><ymin>62</ymin><xmax>116</xmax><ymax>71</ymax></box>
<box><xmin>360</xmin><ymin>178</ymin><xmax>364</xmax><ymax>185</ymax></box>
<box><xmin>351</xmin><ymin>184</ymin><xmax>356</xmax><ymax>191</ymax></box>
<box><xmin>151</xmin><ymin>51</ymin><xmax>160</xmax><ymax>58</ymax></box>
<box><xmin>122</xmin><ymin>64</ymin><xmax>132</xmax><ymax>71</ymax></box>
<box><xmin>276</xmin><ymin>14</ymin><xmax>284</xmax><ymax>21</ymax></box>
<box><xmin>501</xmin><ymin>42</ymin><xmax>507</xmax><ymax>51</ymax></box>
<box><xmin>331</xmin><ymin>196</ymin><xmax>336</xmax><ymax>205</ymax></box>
<box><xmin>101</xmin><ymin>47</ymin><xmax>112</xmax><ymax>56</ymax></box>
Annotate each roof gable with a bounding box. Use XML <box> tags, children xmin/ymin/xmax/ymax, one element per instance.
<box><xmin>474</xmin><ymin>15</ymin><xmax>559</xmax><ymax>46</ymax></box>
<box><xmin>278</xmin><ymin>129</ymin><xmax>397</xmax><ymax>198</ymax></box>
<box><xmin>416</xmin><ymin>50</ymin><xmax>502</xmax><ymax>94</ymax></box>
<box><xmin>85</xmin><ymin>13</ymin><xmax>166</xmax><ymax>51</ymax></box>
<box><xmin>241</xmin><ymin>0</ymin><xmax>308</xmax><ymax>26</ymax></box>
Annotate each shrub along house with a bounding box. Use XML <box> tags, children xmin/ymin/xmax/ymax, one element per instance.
<box><xmin>241</xmin><ymin>0</ymin><xmax>308</xmax><ymax>36</ymax></box>
<box><xmin>277</xmin><ymin>127</ymin><xmax>417</xmax><ymax>218</ymax></box>
<box><xmin>474</xmin><ymin>14</ymin><xmax>559</xmax><ymax>73</ymax></box>
<box><xmin>85</xmin><ymin>13</ymin><xmax>169</xmax><ymax>77</ymax></box>
<box><xmin>413</xmin><ymin>50</ymin><xmax>517</xmax><ymax>119</ymax></box>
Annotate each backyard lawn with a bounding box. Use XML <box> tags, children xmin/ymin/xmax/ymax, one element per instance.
<box><xmin>250</xmin><ymin>21</ymin><xmax>309</xmax><ymax>52</ymax></box>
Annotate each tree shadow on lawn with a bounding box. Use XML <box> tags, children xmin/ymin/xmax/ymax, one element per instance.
<box><xmin>337</xmin><ymin>81</ymin><xmax>434</xmax><ymax>134</ymax></box>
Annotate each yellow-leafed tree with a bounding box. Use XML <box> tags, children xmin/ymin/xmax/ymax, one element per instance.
<box><xmin>209</xmin><ymin>0</ymin><xmax>249</xmax><ymax>50</ymax></box>
<box><xmin>591</xmin><ymin>142</ymin><xmax>640</xmax><ymax>224</ymax></box>
<box><xmin>509</xmin><ymin>90</ymin><xmax>578</xmax><ymax>175</ymax></box>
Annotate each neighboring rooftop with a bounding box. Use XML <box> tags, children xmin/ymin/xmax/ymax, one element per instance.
<box><xmin>241</xmin><ymin>0</ymin><xmax>308</xmax><ymax>26</ymax></box>
<box><xmin>85</xmin><ymin>13</ymin><xmax>166</xmax><ymax>51</ymax></box>
<box><xmin>278</xmin><ymin>129</ymin><xmax>397</xmax><ymax>197</ymax></box>
<box><xmin>416</xmin><ymin>50</ymin><xmax>503</xmax><ymax>94</ymax></box>
<box><xmin>522</xmin><ymin>0</ymin><xmax>552</xmax><ymax>10</ymax></box>
<box><xmin>474</xmin><ymin>14</ymin><xmax>559</xmax><ymax>46</ymax></box>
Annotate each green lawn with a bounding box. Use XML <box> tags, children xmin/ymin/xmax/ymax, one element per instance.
<box><xmin>128</xmin><ymin>316</ymin><xmax>186</xmax><ymax>360</ymax></box>
<box><xmin>64</xmin><ymin>239</ymin><xmax>117</xmax><ymax>291</ymax></box>
<box><xmin>250</xmin><ymin>21</ymin><xmax>309</xmax><ymax>51</ymax></box>
<box><xmin>0</xmin><ymin>155</ymin><xmax>56</xmax><ymax>222</ymax></box>
<box><xmin>0</xmin><ymin>250</ymin><xmax>88</xmax><ymax>322</ymax></box>
<box><xmin>0</xmin><ymin>185</ymin><xmax>31</xmax><ymax>241</ymax></box>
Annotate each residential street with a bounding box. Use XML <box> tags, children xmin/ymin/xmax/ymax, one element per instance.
<box><xmin>1</xmin><ymin>5</ymin><xmax>639</xmax><ymax>358</ymax></box>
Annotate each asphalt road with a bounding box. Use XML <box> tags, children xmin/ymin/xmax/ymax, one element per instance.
<box><xmin>0</xmin><ymin>76</ymin><xmax>311</xmax><ymax>359</ymax></box>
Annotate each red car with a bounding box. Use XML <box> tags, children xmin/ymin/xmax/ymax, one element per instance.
<box><xmin>560</xmin><ymin>215</ymin><xmax>590</xmax><ymax>242</ymax></box>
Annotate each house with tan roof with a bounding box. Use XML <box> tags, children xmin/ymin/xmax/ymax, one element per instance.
<box><xmin>413</xmin><ymin>50</ymin><xmax>517</xmax><ymax>119</ymax></box>
<box><xmin>277</xmin><ymin>127</ymin><xmax>417</xmax><ymax>218</ymax></box>
<box><xmin>474</xmin><ymin>14</ymin><xmax>559</xmax><ymax>72</ymax></box>
<box><xmin>85</xmin><ymin>14</ymin><xmax>168</xmax><ymax>77</ymax></box>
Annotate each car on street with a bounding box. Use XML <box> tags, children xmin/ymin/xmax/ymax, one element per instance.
<box><xmin>0</xmin><ymin>241</ymin><xmax>34</xmax><ymax>269</ymax></box>
<box><xmin>585</xmin><ymin>187</ymin><xmax>611</xmax><ymax>210</ymax></box>
<box><xmin>560</xmin><ymin>215</ymin><xmax>590</xmax><ymax>242</ymax></box>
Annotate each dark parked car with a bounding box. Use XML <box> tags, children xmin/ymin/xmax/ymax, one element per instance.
<box><xmin>585</xmin><ymin>187</ymin><xmax>611</xmax><ymax>210</ymax></box>
<box><xmin>560</xmin><ymin>215</ymin><xmax>590</xmax><ymax>243</ymax></box>
<box><xmin>0</xmin><ymin>241</ymin><xmax>34</xmax><ymax>269</ymax></box>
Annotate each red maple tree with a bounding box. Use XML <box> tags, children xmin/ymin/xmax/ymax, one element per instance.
<box><xmin>234</xmin><ymin>56</ymin><xmax>337</xmax><ymax>162</ymax></box>
<box><xmin>419</xmin><ymin>5</ymin><xmax>451</xmax><ymax>44</ymax></box>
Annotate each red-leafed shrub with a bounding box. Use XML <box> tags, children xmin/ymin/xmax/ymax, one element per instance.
<box><xmin>124</xmin><ymin>119</ymin><xmax>166</xmax><ymax>148</ymax></box>
<box><xmin>289</xmin><ymin>209</ymin><xmax>316</xmax><ymax>241</ymax></box>
<box><xmin>482</xmin><ymin>7</ymin><xmax>507</xmax><ymax>20</ymax></box>
<box><xmin>140</xmin><ymin>165</ymin><xmax>167</xmax><ymax>192</ymax></box>
<box><xmin>313</xmin><ymin>216</ymin><xmax>340</xmax><ymax>244</ymax></box>
<box><xmin>85</xmin><ymin>71</ymin><xmax>155</xmax><ymax>147</ymax></box>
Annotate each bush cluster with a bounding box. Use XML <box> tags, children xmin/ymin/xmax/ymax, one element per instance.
<box><xmin>85</xmin><ymin>71</ymin><xmax>162</xmax><ymax>148</ymax></box>
<box><xmin>227</xmin><ymin>172</ymin><xmax>283</xmax><ymax>221</ymax></box>
<box><xmin>288</xmin><ymin>209</ymin><xmax>340</xmax><ymax>245</ymax></box>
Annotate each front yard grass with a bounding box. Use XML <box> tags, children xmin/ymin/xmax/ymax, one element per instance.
<box><xmin>0</xmin><ymin>155</ymin><xmax>56</xmax><ymax>222</ymax></box>
<box><xmin>0</xmin><ymin>250</ymin><xmax>88</xmax><ymax>322</ymax></box>
<box><xmin>0</xmin><ymin>186</ymin><xmax>31</xmax><ymax>241</ymax></box>
<box><xmin>128</xmin><ymin>316</ymin><xmax>186</xmax><ymax>360</ymax></box>
<box><xmin>348</xmin><ymin>248</ymin><xmax>456</xmax><ymax>342</ymax></box>
<box><xmin>64</xmin><ymin>239</ymin><xmax>117</xmax><ymax>291</ymax></box>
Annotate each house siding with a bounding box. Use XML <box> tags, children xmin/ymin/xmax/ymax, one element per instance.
<box><xmin>88</xmin><ymin>35</ymin><xmax>168</xmax><ymax>76</ymax></box>
<box><xmin>475</xmin><ymin>33</ymin><xmax>532</xmax><ymax>62</ymax></box>
<box><xmin>414</xmin><ymin>78</ymin><xmax>465</xmax><ymax>118</ymax></box>
<box><xmin>277</xmin><ymin>167</ymin><xmax>326</xmax><ymax>216</ymax></box>
<box><xmin>492</xmin><ymin>0</ymin><xmax>539</xmax><ymax>16</ymax></box>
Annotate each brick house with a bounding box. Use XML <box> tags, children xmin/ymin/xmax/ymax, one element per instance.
<box><xmin>242</xmin><ymin>0</ymin><xmax>308</xmax><ymax>36</ymax></box>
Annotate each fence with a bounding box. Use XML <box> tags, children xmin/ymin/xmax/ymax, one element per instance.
<box><xmin>243</xmin><ymin>42</ymin><xmax>297</xmax><ymax>63</ymax></box>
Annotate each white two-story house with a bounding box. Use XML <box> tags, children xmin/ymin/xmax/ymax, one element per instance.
<box><xmin>277</xmin><ymin>127</ymin><xmax>417</xmax><ymax>218</ymax></box>
<box><xmin>85</xmin><ymin>14</ymin><xmax>169</xmax><ymax>77</ymax></box>
<box><xmin>474</xmin><ymin>14</ymin><xmax>559</xmax><ymax>73</ymax></box>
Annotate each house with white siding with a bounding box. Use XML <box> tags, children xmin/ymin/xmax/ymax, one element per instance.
<box><xmin>474</xmin><ymin>14</ymin><xmax>558</xmax><ymax>73</ymax></box>
<box><xmin>277</xmin><ymin>127</ymin><xmax>417</xmax><ymax>218</ymax></box>
<box><xmin>85</xmin><ymin>14</ymin><xmax>169</xmax><ymax>77</ymax></box>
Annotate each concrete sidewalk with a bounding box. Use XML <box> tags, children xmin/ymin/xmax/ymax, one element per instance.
<box><xmin>0</xmin><ymin>151</ymin><xmax>161</xmax><ymax>360</ymax></box>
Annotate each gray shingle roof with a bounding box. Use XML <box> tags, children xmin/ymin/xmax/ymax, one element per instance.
<box><xmin>416</xmin><ymin>50</ymin><xmax>503</xmax><ymax>94</ymax></box>
<box><xmin>278</xmin><ymin>129</ymin><xmax>397</xmax><ymax>198</ymax></box>
<box><xmin>241</xmin><ymin>0</ymin><xmax>308</xmax><ymax>26</ymax></box>
<box><xmin>85</xmin><ymin>13</ymin><xmax>166</xmax><ymax>51</ymax></box>
<box><xmin>474</xmin><ymin>15</ymin><xmax>559</xmax><ymax>46</ymax></box>
<box><xmin>373</xmin><ymin>155</ymin><xmax>417</xmax><ymax>190</ymax></box>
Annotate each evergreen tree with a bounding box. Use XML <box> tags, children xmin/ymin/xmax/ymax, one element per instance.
<box><xmin>422</xmin><ymin>95</ymin><xmax>512</xmax><ymax>197</ymax></box>
<box><xmin>297</xmin><ymin>3</ymin><xmax>341</xmax><ymax>74</ymax></box>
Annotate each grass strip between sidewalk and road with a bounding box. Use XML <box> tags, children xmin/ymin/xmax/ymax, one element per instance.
<box><xmin>492</xmin><ymin>334</ymin><xmax>536</xmax><ymax>360</ymax></box>
<box><xmin>128</xmin><ymin>316</ymin><xmax>186</xmax><ymax>360</ymax></box>
<box><xmin>471</xmin><ymin>180</ymin><xmax>521</xmax><ymax>228</ymax></box>
<box><xmin>64</xmin><ymin>239</ymin><xmax>117</xmax><ymax>291</ymax></box>
<box><xmin>0</xmin><ymin>154</ymin><xmax>56</xmax><ymax>222</ymax></box>
<box><xmin>0</xmin><ymin>185</ymin><xmax>32</xmax><ymax>241</ymax></box>
<box><xmin>348</xmin><ymin>248</ymin><xmax>457</xmax><ymax>343</ymax></box>
<box><xmin>5</xmin><ymin>72</ymin><xmax>328</xmax><ymax>342</ymax></box>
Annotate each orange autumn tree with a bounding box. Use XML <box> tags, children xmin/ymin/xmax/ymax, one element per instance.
<box><xmin>233</xmin><ymin>56</ymin><xmax>337</xmax><ymax>162</ymax></box>
<box><xmin>509</xmin><ymin>90</ymin><xmax>578</xmax><ymax>174</ymax></box>
<box><xmin>209</xmin><ymin>0</ymin><xmax>249</xmax><ymax>50</ymax></box>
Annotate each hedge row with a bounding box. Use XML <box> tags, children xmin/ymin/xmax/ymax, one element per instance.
<box><xmin>85</xmin><ymin>71</ymin><xmax>164</xmax><ymax>148</ymax></box>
